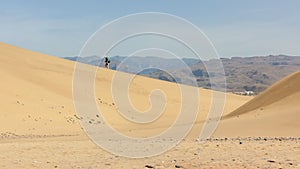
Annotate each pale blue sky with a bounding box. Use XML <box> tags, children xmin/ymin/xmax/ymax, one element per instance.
<box><xmin>0</xmin><ymin>0</ymin><xmax>299</xmax><ymax>57</ymax></box>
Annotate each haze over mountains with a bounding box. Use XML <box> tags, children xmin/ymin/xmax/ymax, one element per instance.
<box><xmin>65</xmin><ymin>55</ymin><xmax>300</xmax><ymax>93</ymax></box>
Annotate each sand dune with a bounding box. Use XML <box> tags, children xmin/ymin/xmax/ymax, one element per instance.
<box><xmin>0</xmin><ymin>42</ymin><xmax>81</xmax><ymax>135</ymax></box>
<box><xmin>0</xmin><ymin>42</ymin><xmax>250</xmax><ymax>138</ymax></box>
<box><xmin>214</xmin><ymin>70</ymin><xmax>300</xmax><ymax>137</ymax></box>
<box><xmin>1</xmin><ymin>41</ymin><xmax>298</xmax><ymax>138</ymax></box>
<box><xmin>225</xmin><ymin>70</ymin><xmax>300</xmax><ymax>118</ymax></box>
<box><xmin>0</xmin><ymin>42</ymin><xmax>299</xmax><ymax>168</ymax></box>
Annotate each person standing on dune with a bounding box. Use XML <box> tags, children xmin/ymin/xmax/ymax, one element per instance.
<box><xmin>104</xmin><ymin>56</ymin><xmax>110</xmax><ymax>69</ymax></box>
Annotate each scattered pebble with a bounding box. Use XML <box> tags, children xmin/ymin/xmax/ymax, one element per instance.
<box><xmin>175</xmin><ymin>164</ymin><xmax>183</xmax><ymax>168</ymax></box>
<box><xmin>145</xmin><ymin>164</ymin><xmax>154</xmax><ymax>168</ymax></box>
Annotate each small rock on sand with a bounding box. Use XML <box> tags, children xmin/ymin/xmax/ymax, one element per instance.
<box><xmin>175</xmin><ymin>164</ymin><xmax>183</xmax><ymax>168</ymax></box>
<box><xmin>145</xmin><ymin>164</ymin><xmax>154</xmax><ymax>168</ymax></box>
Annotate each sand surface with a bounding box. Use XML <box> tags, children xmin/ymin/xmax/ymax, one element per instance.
<box><xmin>0</xmin><ymin>42</ymin><xmax>299</xmax><ymax>168</ymax></box>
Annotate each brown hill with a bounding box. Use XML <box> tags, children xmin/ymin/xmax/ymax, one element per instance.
<box><xmin>66</xmin><ymin>55</ymin><xmax>300</xmax><ymax>93</ymax></box>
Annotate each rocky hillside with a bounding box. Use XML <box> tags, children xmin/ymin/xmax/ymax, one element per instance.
<box><xmin>64</xmin><ymin>55</ymin><xmax>300</xmax><ymax>93</ymax></box>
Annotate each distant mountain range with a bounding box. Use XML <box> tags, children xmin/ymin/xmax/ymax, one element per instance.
<box><xmin>64</xmin><ymin>55</ymin><xmax>199</xmax><ymax>72</ymax></box>
<box><xmin>64</xmin><ymin>55</ymin><xmax>300</xmax><ymax>93</ymax></box>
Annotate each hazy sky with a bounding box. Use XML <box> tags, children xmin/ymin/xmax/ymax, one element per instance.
<box><xmin>0</xmin><ymin>0</ymin><xmax>299</xmax><ymax>57</ymax></box>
